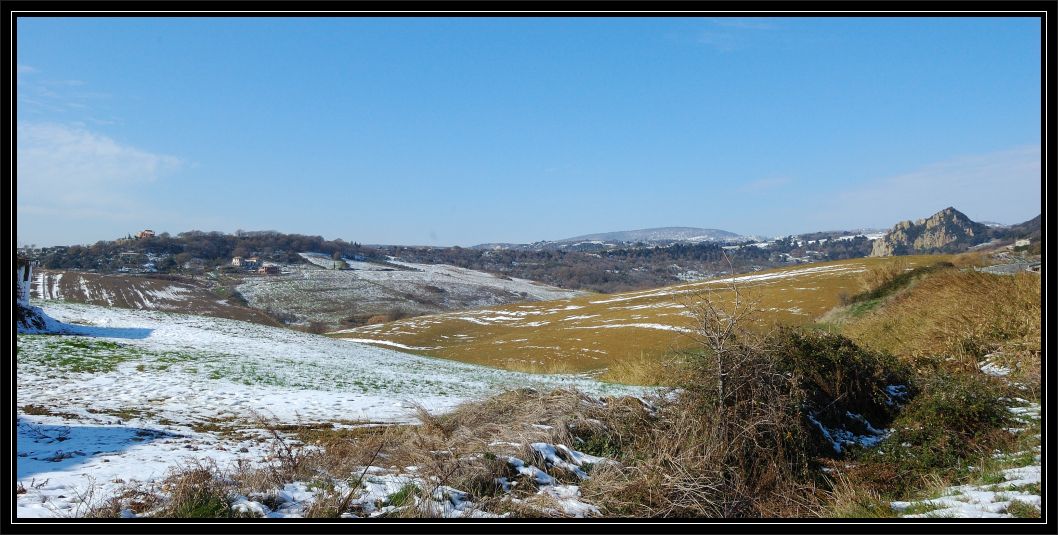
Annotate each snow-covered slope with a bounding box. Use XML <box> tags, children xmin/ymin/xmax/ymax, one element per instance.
<box><xmin>236</xmin><ymin>259</ymin><xmax>583</xmax><ymax>326</ymax></box>
<box><xmin>16</xmin><ymin>302</ymin><xmax>639</xmax><ymax>518</ymax></box>
<box><xmin>18</xmin><ymin>302</ymin><xmax>635</xmax><ymax>424</ymax></box>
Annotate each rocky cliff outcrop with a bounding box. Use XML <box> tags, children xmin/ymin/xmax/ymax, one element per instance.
<box><xmin>871</xmin><ymin>207</ymin><xmax>991</xmax><ymax>257</ymax></box>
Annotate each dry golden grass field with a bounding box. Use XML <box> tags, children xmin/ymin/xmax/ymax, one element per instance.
<box><xmin>330</xmin><ymin>256</ymin><xmax>952</xmax><ymax>381</ymax></box>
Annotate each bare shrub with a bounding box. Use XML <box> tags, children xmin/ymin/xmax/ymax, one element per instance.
<box><xmin>365</xmin><ymin>314</ymin><xmax>392</xmax><ymax>325</ymax></box>
<box><xmin>157</xmin><ymin>460</ymin><xmax>234</xmax><ymax>518</ymax></box>
<box><xmin>679</xmin><ymin>275</ymin><xmax>770</xmax><ymax>403</ymax></box>
<box><xmin>264</xmin><ymin>307</ymin><xmax>299</xmax><ymax>324</ymax></box>
<box><xmin>578</xmin><ymin>275</ymin><xmax>828</xmax><ymax>518</ymax></box>
<box><xmin>293</xmin><ymin>321</ymin><xmax>330</xmax><ymax>335</ymax></box>
<box><xmin>364</xmin><ymin>308</ymin><xmax>424</xmax><ymax>325</ymax></box>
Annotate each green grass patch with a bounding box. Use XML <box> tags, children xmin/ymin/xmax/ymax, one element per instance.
<box><xmin>979</xmin><ymin>471</ymin><xmax>1007</xmax><ymax>485</ymax></box>
<box><xmin>1005</xmin><ymin>500</ymin><xmax>1041</xmax><ymax>518</ymax></box>
<box><xmin>17</xmin><ymin>335</ymin><xmax>212</xmax><ymax>375</ymax></box>
<box><xmin>385</xmin><ymin>483</ymin><xmax>420</xmax><ymax>508</ymax></box>
<box><xmin>900</xmin><ymin>501</ymin><xmax>945</xmax><ymax>516</ymax></box>
<box><xmin>844</xmin><ymin>297</ymin><xmax>883</xmax><ymax>318</ymax></box>
<box><xmin>31</xmin><ymin>338</ymin><xmax>141</xmax><ymax>373</ymax></box>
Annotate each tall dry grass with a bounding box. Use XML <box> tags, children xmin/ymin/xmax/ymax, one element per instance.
<box><xmin>598</xmin><ymin>351</ymin><xmax>686</xmax><ymax>386</ymax></box>
<box><xmin>856</xmin><ymin>258</ymin><xmax>912</xmax><ymax>295</ymax></box>
<box><xmin>841</xmin><ymin>269</ymin><xmax>1041</xmax><ymax>372</ymax></box>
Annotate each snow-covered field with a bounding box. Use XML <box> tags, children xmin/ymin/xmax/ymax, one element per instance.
<box><xmin>16</xmin><ymin>301</ymin><xmax>638</xmax><ymax>518</ymax></box>
<box><xmin>235</xmin><ymin>257</ymin><xmax>583</xmax><ymax>326</ymax></box>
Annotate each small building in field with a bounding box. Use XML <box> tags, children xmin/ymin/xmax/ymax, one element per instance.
<box><xmin>233</xmin><ymin>256</ymin><xmax>261</xmax><ymax>269</ymax></box>
<box><xmin>137</xmin><ymin>229</ymin><xmax>156</xmax><ymax>239</ymax></box>
<box><xmin>1015</xmin><ymin>239</ymin><xmax>1031</xmax><ymax>247</ymax></box>
<box><xmin>257</xmin><ymin>265</ymin><xmax>280</xmax><ymax>275</ymax></box>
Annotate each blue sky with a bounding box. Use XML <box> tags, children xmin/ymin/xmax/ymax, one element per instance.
<box><xmin>16</xmin><ymin>17</ymin><xmax>1042</xmax><ymax>247</ymax></box>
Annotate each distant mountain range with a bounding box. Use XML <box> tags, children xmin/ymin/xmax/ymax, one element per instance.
<box><xmin>473</xmin><ymin>212</ymin><xmax>1040</xmax><ymax>256</ymax></box>
<box><xmin>473</xmin><ymin>227</ymin><xmax>749</xmax><ymax>251</ymax></box>
<box><xmin>557</xmin><ymin>227</ymin><xmax>746</xmax><ymax>244</ymax></box>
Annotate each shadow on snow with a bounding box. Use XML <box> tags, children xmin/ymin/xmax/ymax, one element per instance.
<box><xmin>17</xmin><ymin>418</ymin><xmax>179</xmax><ymax>480</ymax></box>
<box><xmin>62</xmin><ymin>324</ymin><xmax>154</xmax><ymax>340</ymax></box>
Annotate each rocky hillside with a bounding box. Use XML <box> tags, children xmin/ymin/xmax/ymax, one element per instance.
<box><xmin>1002</xmin><ymin>214</ymin><xmax>1042</xmax><ymax>242</ymax></box>
<box><xmin>871</xmin><ymin>207</ymin><xmax>992</xmax><ymax>257</ymax></box>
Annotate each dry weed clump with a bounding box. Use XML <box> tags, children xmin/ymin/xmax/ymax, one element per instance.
<box><xmin>598</xmin><ymin>351</ymin><xmax>685</xmax><ymax>386</ymax></box>
<box><xmin>579</xmin><ymin>351</ymin><xmax>828</xmax><ymax>517</ymax></box>
<box><xmin>583</xmin><ymin>274</ymin><xmax>914</xmax><ymax>518</ymax></box>
<box><xmin>857</xmin><ymin>258</ymin><xmax>912</xmax><ymax>295</ymax></box>
<box><xmin>577</xmin><ymin>282</ymin><xmax>845</xmax><ymax>518</ymax></box>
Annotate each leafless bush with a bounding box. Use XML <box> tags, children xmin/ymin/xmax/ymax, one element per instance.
<box><xmin>580</xmin><ymin>271</ymin><xmax>824</xmax><ymax>518</ymax></box>
<box><xmin>301</xmin><ymin>321</ymin><xmax>331</xmax><ymax>334</ymax></box>
<box><xmin>680</xmin><ymin>274</ymin><xmax>771</xmax><ymax>405</ymax></box>
<box><xmin>264</xmin><ymin>307</ymin><xmax>299</xmax><ymax>324</ymax></box>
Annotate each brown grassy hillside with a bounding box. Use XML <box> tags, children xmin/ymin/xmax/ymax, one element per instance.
<box><xmin>331</xmin><ymin>256</ymin><xmax>951</xmax><ymax>379</ymax></box>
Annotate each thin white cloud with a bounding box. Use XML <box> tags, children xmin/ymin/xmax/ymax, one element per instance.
<box><xmin>17</xmin><ymin>122</ymin><xmax>181</xmax><ymax>215</ymax></box>
<box><xmin>697</xmin><ymin>18</ymin><xmax>777</xmax><ymax>52</ymax></box>
<box><xmin>739</xmin><ymin>176</ymin><xmax>792</xmax><ymax>193</ymax></box>
<box><xmin>40</xmin><ymin>79</ymin><xmax>86</xmax><ymax>87</ymax></box>
<box><xmin>710</xmin><ymin>19</ymin><xmax>776</xmax><ymax>31</ymax></box>
<box><xmin>816</xmin><ymin>145</ymin><xmax>1041</xmax><ymax>227</ymax></box>
<box><xmin>17</xmin><ymin>68</ymin><xmax>111</xmax><ymax>117</ymax></box>
<box><xmin>697</xmin><ymin>31</ymin><xmax>739</xmax><ymax>52</ymax></box>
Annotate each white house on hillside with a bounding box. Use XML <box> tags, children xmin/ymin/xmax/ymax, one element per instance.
<box><xmin>232</xmin><ymin>256</ymin><xmax>261</xmax><ymax>269</ymax></box>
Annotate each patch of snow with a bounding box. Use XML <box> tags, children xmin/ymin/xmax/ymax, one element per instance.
<box><xmin>564</xmin><ymin>323</ymin><xmax>693</xmax><ymax>334</ymax></box>
<box><xmin>506</xmin><ymin>456</ymin><xmax>555</xmax><ymax>486</ymax></box>
<box><xmin>337</xmin><ymin>338</ymin><xmax>438</xmax><ymax>351</ymax></box>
